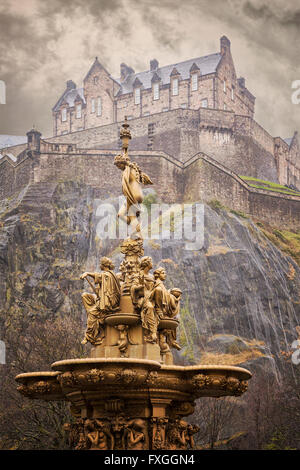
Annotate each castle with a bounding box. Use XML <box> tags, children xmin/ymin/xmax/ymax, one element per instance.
<box><xmin>1</xmin><ymin>36</ymin><xmax>300</xmax><ymax>229</ymax></box>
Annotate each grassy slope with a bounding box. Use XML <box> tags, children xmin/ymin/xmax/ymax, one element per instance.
<box><xmin>239</xmin><ymin>175</ymin><xmax>300</xmax><ymax>196</ymax></box>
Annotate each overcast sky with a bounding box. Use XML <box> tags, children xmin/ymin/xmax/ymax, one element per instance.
<box><xmin>0</xmin><ymin>0</ymin><xmax>299</xmax><ymax>139</ymax></box>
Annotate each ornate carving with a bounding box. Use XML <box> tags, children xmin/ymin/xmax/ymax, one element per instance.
<box><xmin>85</xmin><ymin>419</ymin><xmax>113</xmax><ymax>450</ymax></box>
<box><xmin>105</xmin><ymin>399</ymin><xmax>125</xmax><ymax>413</ymax></box>
<box><xmin>58</xmin><ymin>371</ymin><xmax>77</xmax><ymax>387</ymax></box>
<box><xmin>165</xmin><ymin>418</ymin><xmax>199</xmax><ymax>450</ymax></box>
<box><xmin>80</xmin><ymin>257</ymin><xmax>121</xmax><ymax>346</ymax></box>
<box><xmin>125</xmin><ymin>419</ymin><xmax>148</xmax><ymax>450</ymax></box>
<box><xmin>64</xmin><ymin>418</ymin><xmax>86</xmax><ymax>450</ymax></box>
<box><xmin>17</xmin><ymin>380</ymin><xmax>58</xmax><ymax>397</ymax></box>
<box><xmin>85</xmin><ymin>368</ymin><xmax>105</xmax><ymax>384</ymax></box>
<box><xmin>151</xmin><ymin>417</ymin><xmax>168</xmax><ymax>450</ymax></box>
<box><xmin>113</xmin><ymin>324</ymin><xmax>135</xmax><ymax>357</ymax></box>
<box><xmin>191</xmin><ymin>373</ymin><xmax>209</xmax><ymax>389</ymax></box>
<box><xmin>115</xmin><ymin>368</ymin><xmax>138</xmax><ymax>385</ymax></box>
<box><xmin>17</xmin><ymin>384</ymin><xmax>34</xmax><ymax>398</ymax></box>
<box><xmin>146</xmin><ymin>370</ymin><xmax>159</xmax><ymax>386</ymax></box>
<box><xmin>120</xmin><ymin>238</ymin><xmax>144</xmax><ymax>257</ymax></box>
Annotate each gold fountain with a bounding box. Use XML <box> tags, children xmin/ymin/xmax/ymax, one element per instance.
<box><xmin>16</xmin><ymin>119</ymin><xmax>251</xmax><ymax>450</ymax></box>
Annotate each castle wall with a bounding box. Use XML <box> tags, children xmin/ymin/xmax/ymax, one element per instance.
<box><xmin>1</xmin><ymin>143</ymin><xmax>299</xmax><ymax>229</ymax></box>
<box><xmin>35</xmin><ymin>150</ymin><xmax>182</xmax><ymax>203</ymax></box>
<box><xmin>183</xmin><ymin>154</ymin><xmax>300</xmax><ymax>229</ymax></box>
<box><xmin>0</xmin><ymin>155</ymin><xmax>31</xmax><ymax>199</ymax></box>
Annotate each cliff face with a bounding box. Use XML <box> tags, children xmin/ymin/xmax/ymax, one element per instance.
<box><xmin>0</xmin><ymin>182</ymin><xmax>299</xmax><ymax>379</ymax></box>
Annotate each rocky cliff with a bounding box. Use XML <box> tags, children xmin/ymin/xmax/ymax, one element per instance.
<box><xmin>0</xmin><ymin>181</ymin><xmax>299</xmax><ymax>382</ymax></box>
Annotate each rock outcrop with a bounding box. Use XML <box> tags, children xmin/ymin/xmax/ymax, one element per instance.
<box><xmin>0</xmin><ymin>182</ymin><xmax>299</xmax><ymax>381</ymax></box>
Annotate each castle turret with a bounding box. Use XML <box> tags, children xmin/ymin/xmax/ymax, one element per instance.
<box><xmin>26</xmin><ymin>128</ymin><xmax>41</xmax><ymax>153</ymax></box>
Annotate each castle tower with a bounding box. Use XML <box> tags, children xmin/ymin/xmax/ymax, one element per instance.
<box><xmin>26</xmin><ymin>128</ymin><xmax>42</xmax><ymax>153</ymax></box>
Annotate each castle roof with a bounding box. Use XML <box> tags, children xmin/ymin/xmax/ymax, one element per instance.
<box><xmin>53</xmin><ymin>87</ymin><xmax>86</xmax><ymax>112</ymax></box>
<box><xmin>115</xmin><ymin>53</ymin><xmax>222</xmax><ymax>95</ymax></box>
<box><xmin>0</xmin><ymin>135</ymin><xmax>27</xmax><ymax>149</ymax></box>
<box><xmin>284</xmin><ymin>137</ymin><xmax>293</xmax><ymax>146</ymax></box>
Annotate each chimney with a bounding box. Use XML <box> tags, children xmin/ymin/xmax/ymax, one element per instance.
<box><xmin>150</xmin><ymin>59</ymin><xmax>159</xmax><ymax>71</ymax></box>
<box><xmin>26</xmin><ymin>128</ymin><xmax>42</xmax><ymax>153</ymax></box>
<box><xmin>220</xmin><ymin>36</ymin><xmax>231</xmax><ymax>55</ymax></box>
<box><xmin>238</xmin><ymin>77</ymin><xmax>245</xmax><ymax>88</ymax></box>
<box><xmin>120</xmin><ymin>63</ymin><xmax>135</xmax><ymax>81</ymax></box>
<box><xmin>66</xmin><ymin>80</ymin><xmax>76</xmax><ymax>90</ymax></box>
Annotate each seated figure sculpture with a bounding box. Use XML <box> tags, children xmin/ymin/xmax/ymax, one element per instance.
<box><xmin>150</xmin><ymin>267</ymin><xmax>182</xmax><ymax>319</ymax></box>
<box><xmin>131</xmin><ymin>256</ymin><xmax>157</xmax><ymax>343</ymax></box>
<box><xmin>151</xmin><ymin>267</ymin><xmax>182</xmax><ymax>351</ymax></box>
<box><xmin>80</xmin><ymin>257</ymin><xmax>121</xmax><ymax>345</ymax></box>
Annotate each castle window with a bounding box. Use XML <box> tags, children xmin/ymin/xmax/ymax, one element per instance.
<box><xmin>172</xmin><ymin>78</ymin><xmax>179</xmax><ymax>96</ymax></box>
<box><xmin>148</xmin><ymin>123</ymin><xmax>155</xmax><ymax>150</ymax></box>
<box><xmin>223</xmin><ymin>80</ymin><xmax>226</xmax><ymax>93</ymax></box>
<box><xmin>91</xmin><ymin>98</ymin><xmax>95</xmax><ymax>113</ymax></box>
<box><xmin>61</xmin><ymin>108</ymin><xmax>67</xmax><ymax>122</ymax></box>
<box><xmin>153</xmin><ymin>83</ymin><xmax>159</xmax><ymax>100</ymax></box>
<box><xmin>134</xmin><ymin>88</ymin><xmax>141</xmax><ymax>105</ymax></box>
<box><xmin>76</xmin><ymin>104</ymin><xmax>82</xmax><ymax>119</ymax></box>
<box><xmin>97</xmin><ymin>97</ymin><xmax>102</xmax><ymax>116</ymax></box>
<box><xmin>148</xmin><ymin>123</ymin><xmax>155</xmax><ymax>136</ymax></box>
<box><xmin>201</xmin><ymin>99</ymin><xmax>208</xmax><ymax>108</ymax></box>
<box><xmin>231</xmin><ymin>87</ymin><xmax>234</xmax><ymax>101</ymax></box>
<box><xmin>94</xmin><ymin>76</ymin><xmax>99</xmax><ymax>85</ymax></box>
<box><xmin>191</xmin><ymin>73</ymin><xmax>198</xmax><ymax>91</ymax></box>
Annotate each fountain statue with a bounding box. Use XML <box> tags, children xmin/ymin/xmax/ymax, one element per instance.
<box><xmin>15</xmin><ymin>118</ymin><xmax>252</xmax><ymax>450</ymax></box>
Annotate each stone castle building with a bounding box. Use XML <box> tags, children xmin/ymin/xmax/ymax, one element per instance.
<box><xmin>52</xmin><ymin>36</ymin><xmax>255</xmax><ymax>135</ymax></box>
<box><xmin>1</xmin><ymin>36</ymin><xmax>300</xmax><ymax>228</ymax></box>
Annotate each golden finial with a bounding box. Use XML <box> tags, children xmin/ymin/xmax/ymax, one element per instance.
<box><xmin>120</xmin><ymin>116</ymin><xmax>131</xmax><ymax>154</ymax></box>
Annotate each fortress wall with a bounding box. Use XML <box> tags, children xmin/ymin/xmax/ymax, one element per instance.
<box><xmin>183</xmin><ymin>155</ymin><xmax>300</xmax><ymax>229</ymax></box>
<box><xmin>46</xmin><ymin>109</ymin><xmax>201</xmax><ymax>163</ymax></box>
<box><xmin>250</xmin><ymin>120</ymin><xmax>275</xmax><ymax>155</ymax></box>
<box><xmin>0</xmin><ymin>143</ymin><xmax>27</xmax><ymax>158</ymax></box>
<box><xmin>235</xmin><ymin>115</ymin><xmax>275</xmax><ymax>155</ymax></box>
<box><xmin>199</xmin><ymin>108</ymin><xmax>235</xmax><ymax>129</ymax></box>
<box><xmin>184</xmin><ymin>157</ymin><xmax>250</xmax><ymax>213</ymax></box>
<box><xmin>36</xmin><ymin>151</ymin><xmax>181</xmax><ymax>203</ymax></box>
<box><xmin>0</xmin><ymin>155</ymin><xmax>31</xmax><ymax>199</ymax></box>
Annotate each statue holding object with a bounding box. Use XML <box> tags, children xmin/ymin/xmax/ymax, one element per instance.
<box><xmin>114</xmin><ymin>117</ymin><xmax>153</xmax><ymax>240</ymax></box>
<box><xmin>80</xmin><ymin>257</ymin><xmax>121</xmax><ymax>345</ymax></box>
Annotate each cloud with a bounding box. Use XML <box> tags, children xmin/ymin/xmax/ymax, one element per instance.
<box><xmin>0</xmin><ymin>0</ymin><xmax>299</xmax><ymax>140</ymax></box>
